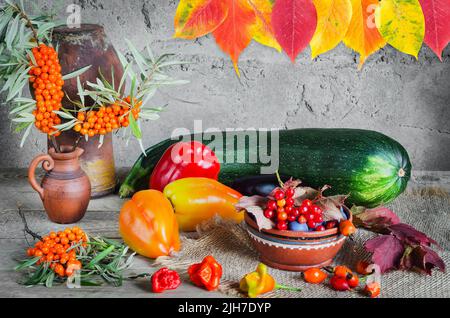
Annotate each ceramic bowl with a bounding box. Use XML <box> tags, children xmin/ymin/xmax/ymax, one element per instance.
<box><xmin>244</xmin><ymin>208</ymin><xmax>352</xmax><ymax>272</ymax></box>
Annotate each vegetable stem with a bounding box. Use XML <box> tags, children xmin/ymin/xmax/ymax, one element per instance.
<box><xmin>276</xmin><ymin>284</ymin><xmax>301</xmax><ymax>292</ymax></box>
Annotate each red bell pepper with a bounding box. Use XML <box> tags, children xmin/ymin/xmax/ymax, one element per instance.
<box><xmin>149</xmin><ymin>141</ymin><xmax>220</xmax><ymax>192</ymax></box>
<box><xmin>151</xmin><ymin>268</ymin><xmax>181</xmax><ymax>293</ymax></box>
<box><xmin>188</xmin><ymin>256</ymin><xmax>222</xmax><ymax>291</ymax></box>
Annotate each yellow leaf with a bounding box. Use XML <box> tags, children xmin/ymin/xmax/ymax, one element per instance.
<box><xmin>310</xmin><ymin>0</ymin><xmax>353</xmax><ymax>59</ymax></box>
<box><xmin>375</xmin><ymin>0</ymin><xmax>425</xmax><ymax>58</ymax></box>
<box><xmin>344</xmin><ymin>0</ymin><xmax>387</xmax><ymax>68</ymax></box>
<box><xmin>174</xmin><ymin>0</ymin><xmax>228</xmax><ymax>39</ymax></box>
<box><xmin>248</xmin><ymin>0</ymin><xmax>282</xmax><ymax>51</ymax></box>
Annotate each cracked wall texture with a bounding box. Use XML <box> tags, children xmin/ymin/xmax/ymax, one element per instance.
<box><xmin>1</xmin><ymin>0</ymin><xmax>449</xmax><ymax>170</ymax></box>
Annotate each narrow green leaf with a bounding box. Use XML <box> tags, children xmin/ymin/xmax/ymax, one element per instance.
<box><xmin>87</xmin><ymin>245</ymin><xmax>115</xmax><ymax>268</ymax></box>
<box><xmin>62</xmin><ymin>65</ymin><xmax>91</xmax><ymax>80</ymax></box>
<box><xmin>19</xmin><ymin>122</ymin><xmax>33</xmax><ymax>148</ymax></box>
<box><xmin>128</xmin><ymin>112</ymin><xmax>141</xmax><ymax>139</ymax></box>
<box><xmin>14</xmin><ymin>257</ymin><xmax>41</xmax><ymax>271</ymax></box>
<box><xmin>53</xmin><ymin>110</ymin><xmax>75</xmax><ymax>120</ymax></box>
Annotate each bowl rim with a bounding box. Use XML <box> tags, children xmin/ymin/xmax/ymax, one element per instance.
<box><xmin>244</xmin><ymin>206</ymin><xmax>353</xmax><ymax>239</ymax></box>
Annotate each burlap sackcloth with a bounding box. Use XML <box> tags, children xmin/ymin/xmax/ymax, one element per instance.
<box><xmin>155</xmin><ymin>192</ymin><xmax>450</xmax><ymax>298</ymax></box>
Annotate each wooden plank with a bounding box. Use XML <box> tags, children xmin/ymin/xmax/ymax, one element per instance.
<box><xmin>0</xmin><ymin>238</ymin><xmax>229</xmax><ymax>298</ymax></box>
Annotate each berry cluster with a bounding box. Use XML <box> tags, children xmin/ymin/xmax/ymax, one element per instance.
<box><xmin>29</xmin><ymin>44</ymin><xmax>64</xmax><ymax>136</ymax></box>
<box><xmin>264</xmin><ymin>188</ymin><xmax>338</xmax><ymax>232</ymax></box>
<box><xmin>329</xmin><ymin>266</ymin><xmax>360</xmax><ymax>292</ymax></box>
<box><xmin>73</xmin><ymin>96</ymin><xmax>142</xmax><ymax>137</ymax></box>
<box><xmin>26</xmin><ymin>227</ymin><xmax>86</xmax><ymax>277</ymax></box>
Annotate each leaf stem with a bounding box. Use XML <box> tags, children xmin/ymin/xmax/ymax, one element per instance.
<box><xmin>18</xmin><ymin>205</ymin><xmax>43</xmax><ymax>242</ymax></box>
<box><xmin>276</xmin><ymin>284</ymin><xmax>301</xmax><ymax>292</ymax></box>
<box><xmin>11</xmin><ymin>3</ymin><xmax>40</xmax><ymax>46</ymax></box>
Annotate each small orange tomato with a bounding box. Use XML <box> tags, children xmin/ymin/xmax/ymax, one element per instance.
<box><xmin>364</xmin><ymin>282</ymin><xmax>381</xmax><ymax>298</ymax></box>
<box><xmin>339</xmin><ymin>220</ymin><xmax>357</xmax><ymax>237</ymax></box>
<box><xmin>356</xmin><ymin>260</ymin><xmax>372</xmax><ymax>275</ymax></box>
<box><xmin>334</xmin><ymin>265</ymin><xmax>352</xmax><ymax>278</ymax></box>
<box><xmin>303</xmin><ymin>268</ymin><xmax>328</xmax><ymax>284</ymax></box>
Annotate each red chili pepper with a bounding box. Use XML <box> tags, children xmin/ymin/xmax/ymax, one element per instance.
<box><xmin>151</xmin><ymin>268</ymin><xmax>181</xmax><ymax>293</ymax></box>
<box><xmin>150</xmin><ymin>141</ymin><xmax>220</xmax><ymax>192</ymax></box>
<box><xmin>188</xmin><ymin>256</ymin><xmax>222</xmax><ymax>291</ymax></box>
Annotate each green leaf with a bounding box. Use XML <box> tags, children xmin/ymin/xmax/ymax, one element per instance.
<box><xmin>6</xmin><ymin>15</ymin><xmax>19</xmax><ymax>50</ymax></box>
<box><xmin>19</xmin><ymin>122</ymin><xmax>33</xmax><ymax>147</ymax></box>
<box><xmin>76</xmin><ymin>76</ymin><xmax>85</xmax><ymax>107</ymax></box>
<box><xmin>14</xmin><ymin>257</ymin><xmax>41</xmax><ymax>271</ymax></box>
<box><xmin>62</xmin><ymin>65</ymin><xmax>91</xmax><ymax>80</ymax></box>
<box><xmin>53</xmin><ymin>118</ymin><xmax>77</xmax><ymax>131</ymax></box>
<box><xmin>53</xmin><ymin>110</ymin><xmax>76</xmax><ymax>120</ymax></box>
<box><xmin>45</xmin><ymin>271</ymin><xmax>55</xmax><ymax>288</ymax></box>
<box><xmin>87</xmin><ymin>245</ymin><xmax>115</xmax><ymax>268</ymax></box>
<box><xmin>126</xmin><ymin>39</ymin><xmax>147</xmax><ymax>74</ymax></box>
<box><xmin>128</xmin><ymin>112</ymin><xmax>141</xmax><ymax>139</ymax></box>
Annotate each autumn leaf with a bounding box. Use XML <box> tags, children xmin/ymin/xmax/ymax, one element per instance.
<box><xmin>365</xmin><ymin>235</ymin><xmax>405</xmax><ymax>273</ymax></box>
<box><xmin>213</xmin><ymin>0</ymin><xmax>256</xmax><ymax>76</ymax></box>
<box><xmin>400</xmin><ymin>245</ymin><xmax>446</xmax><ymax>275</ymax></box>
<box><xmin>248</xmin><ymin>0</ymin><xmax>282</xmax><ymax>51</ymax></box>
<box><xmin>343</xmin><ymin>0</ymin><xmax>387</xmax><ymax>68</ymax></box>
<box><xmin>272</xmin><ymin>0</ymin><xmax>318</xmax><ymax>62</ymax></box>
<box><xmin>352</xmin><ymin>205</ymin><xmax>400</xmax><ymax>232</ymax></box>
<box><xmin>375</xmin><ymin>0</ymin><xmax>425</xmax><ymax>58</ymax></box>
<box><xmin>418</xmin><ymin>0</ymin><xmax>450</xmax><ymax>60</ymax></box>
<box><xmin>235</xmin><ymin>195</ymin><xmax>274</xmax><ymax>230</ymax></box>
<box><xmin>389</xmin><ymin>223</ymin><xmax>439</xmax><ymax>247</ymax></box>
<box><xmin>174</xmin><ymin>0</ymin><xmax>229</xmax><ymax>39</ymax></box>
<box><xmin>310</xmin><ymin>0</ymin><xmax>353</xmax><ymax>59</ymax></box>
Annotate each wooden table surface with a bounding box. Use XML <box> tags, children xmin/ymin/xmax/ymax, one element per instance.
<box><xmin>1</xmin><ymin>169</ymin><xmax>448</xmax><ymax>298</ymax></box>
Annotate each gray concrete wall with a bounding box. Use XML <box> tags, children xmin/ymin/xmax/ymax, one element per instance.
<box><xmin>1</xmin><ymin>0</ymin><xmax>449</xmax><ymax>170</ymax></box>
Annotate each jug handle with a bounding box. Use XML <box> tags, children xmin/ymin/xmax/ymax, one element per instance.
<box><xmin>28</xmin><ymin>154</ymin><xmax>55</xmax><ymax>200</ymax></box>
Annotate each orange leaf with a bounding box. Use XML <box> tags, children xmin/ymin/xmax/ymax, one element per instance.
<box><xmin>174</xmin><ymin>0</ymin><xmax>229</xmax><ymax>39</ymax></box>
<box><xmin>344</xmin><ymin>0</ymin><xmax>387</xmax><ymax>68</ymax></box>
<box><xmin>213</xmin><ymin>0</ymin><xmax>256</xmax><ymax>76</ymax></box>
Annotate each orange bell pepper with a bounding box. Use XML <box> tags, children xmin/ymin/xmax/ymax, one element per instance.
<box><xmin>240</xmin><ymin>263</ymin><xmax>301</xmax><ymax>298</ymax></box>
<box><xmin>163</xmin><ymin>178</ymin><xmax>243</xmax><ymax>232</ymax></box>
<box><xmin>119</xmin><ymin>190</ymin><xmax>180</xmax><ymax>259</ymax></box>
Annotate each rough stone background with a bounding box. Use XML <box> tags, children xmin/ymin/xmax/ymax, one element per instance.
<box><xmin>1</xmin><ymin>0</ymin><xmax>449</xmax><ymax>170</ymax></box>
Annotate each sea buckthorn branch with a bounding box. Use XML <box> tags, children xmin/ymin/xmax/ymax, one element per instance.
<box><xmin>0</xmin><ymin>1</ymin><xmax>90</xmax><ymax>148</ymax></box>
<box><xmin>55</xmin><ymin>40</ymin><xmax>189</xmax><ymax>152</ymax></box>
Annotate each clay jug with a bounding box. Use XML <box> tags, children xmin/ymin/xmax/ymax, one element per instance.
<box><xmin>51</xmin><ymin>24</ymin><xmax>124</xmax><ymax>198</ymax></box>
<box><xmin>28</xmin><ymin>147</ymin><xmax>91</xmax><ymax>224</ymax></box>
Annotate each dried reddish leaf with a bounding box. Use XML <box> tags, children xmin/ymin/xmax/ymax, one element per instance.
<box><xmin>272</xmin><ymin>0</ymin><xmax>318</xmax><ymax>62</ymax></box>
<box><xmin>235</xmin><ymin>195</ymin><xmax>273</xmax><ymax>230</ymax></box>
<box><xmin>213</xmin><ymin>0</ymin><xmax>256</xmax><ymax>76</ymax></box>
<box><xmin>365</xmin><ymin>235</ymin><xmax>405</xmax><ymax>273</ymax></box>
<box><xmin>174</xmin><ymin>0</ymin><xmax>229</xmax><ymax>39</ymax></box>
<box><xmin>352</xmin><ymin>206</ymin><xmax>400</xmax><ymax>232</ymax></box>
<box><xmin>419</xmin><ymin>0</ymin><xmax>450</xmax><ymax>60</ymax></box>
<box><xmin>316</xmin><ymin>195</ymin><xmax>349</xmax><ymax>221</ymax></box>
<box><xmin>235</xmin><ymin>195</ymin><xmax>268</xmax><ymax>211</ymax></box>
<box><xmin>388</xmin><ymin>223</ymin><xmax>439</xmax><ymax>247</ymax></box>
<box><xmin>400</xmin><ymin>245</ymin><xmax>446</xmax><ymax>275</ymax></box>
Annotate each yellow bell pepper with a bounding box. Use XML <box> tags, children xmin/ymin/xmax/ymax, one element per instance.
<box><xmin>240</xmin><ymin>263</ymin><xmax>301</xmax><ymax>298</ymax></box>
<box><xmin>163</xmin><ymin>178</ymin><xmax>243</xmax><ymax>232</ymax></box>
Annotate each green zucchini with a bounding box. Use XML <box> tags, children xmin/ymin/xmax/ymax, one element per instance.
<box><xmin>119</xmin><ymin>129</ymin><xmax>411</xmax><ymax>208</ymax></box>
